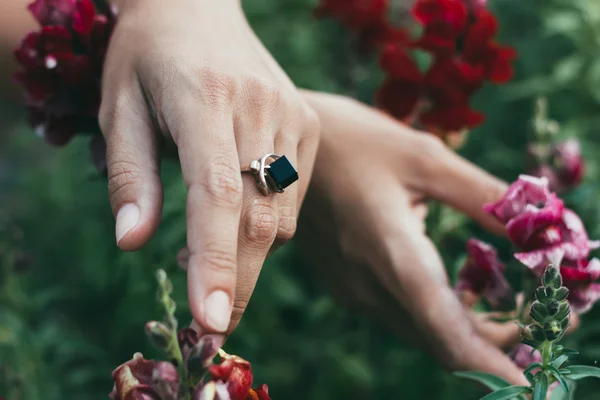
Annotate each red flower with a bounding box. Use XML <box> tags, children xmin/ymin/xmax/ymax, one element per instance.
<box><xmin>529</xmin><ymin>139</ymin><xmax>586</xmax><ymax>193</ymax></box>
<box><xmin>456</xmin><ymin>239</ymin><xmax>513</xmax><ymax>308</ymax></box>
<box><xmin>314</xmin><ymin>0</ymin><xmax>405</xmax><ymax>47</ymax></box>
<box><xmin>376</xmin><ymin>44</ymin><xmax>423</xmax><ymax>120</ymax></box>
<box><xmin>412</xmin><ymin>0</ymin><xmax>468</xmax><ymax>54</ymax></box>
<box><xmin>561</xmin><ymin>258</ymin><xmax>600</xmax><ymax>313</ymax></box>
<box><xmin>462</xmin><ymin>11</ymin><xmax>516</xmax><ymax>83</ymax></box>
<box><xmin>209</xmin><ymin>352</ymin><xmax>253</xmax><ymax>400</ymax></box>
<box><xmin>15</xmin><ymin>0</ymin><xmax>116</xmax><ymax>169</ymax></box>
<box><xmin>247</xmin><ymin>385</ymin><xmax>271</xmax><ymax>400</ymax></box>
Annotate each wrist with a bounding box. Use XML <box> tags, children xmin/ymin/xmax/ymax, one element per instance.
<box><xmin>115</xmin><ymin>0</ymin><xmax>243</xmax><ymax>17</ymax></box>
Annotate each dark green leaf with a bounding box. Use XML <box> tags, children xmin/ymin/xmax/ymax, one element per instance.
<box><xmin>552</xmin><ymin>355</ymin><xmax>569</xmax><ymax>369</ymax></box>
<box><xmin>533</xmin><ymin>373</ymin><xmax>549</xmax><ymax>400</ymax></box>
<box><xmin>549</xmin><ymin>366</ymin><xmax>570</xmax><ymax>393</ymax></box>
<box><xmin>480</xmin><ymin>386</ymin><xmax>531</xmax><ymax>400</ymax></box>
<box><xmin>454</xmin><ymin>371</ymin><xmax>511</xmax><ymax>391</ymax></box>
<box><xmin>563</xmin><ymin>365</ymin><xmax>600</xmax><ymax>380</ymax></box>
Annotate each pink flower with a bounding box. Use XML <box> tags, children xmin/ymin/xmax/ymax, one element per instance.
<box><xmin>110</xmin><ymin>353</ymin><xmax>160</xmax><ymax>400</ymax></box>
<box><xmin>456</xmin><ymin>239</ymin><xmax>513</xmax><ymax>308</ymax></box>
<box><xmin>483</xmin><ymin>175</ymin><xmax>562</xmax><ymax>225</ymax></box>
<box><xmin>510</xmin><ymin>344</ymin><xmax>541</xmax><ymax>369</ymax></box>
<box><xmin>513</xmin><ymin>209</ymin><xmax>600</xmax><ymax>274</ymax></box>
<box><xmin>529</xmin><ymin>139</ymin><xmax>585</xmax><ymax>193</ymax></box>
<box><xmin>561</xmin><ymin>258</ymin><xmax>600</xmax><ymax>313</ymax></box>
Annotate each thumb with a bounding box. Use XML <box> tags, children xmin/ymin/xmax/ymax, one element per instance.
<box><xmin>100</xmin><ymin>90</ymin><xmax>163</xmax><ymax>251</ymax></box>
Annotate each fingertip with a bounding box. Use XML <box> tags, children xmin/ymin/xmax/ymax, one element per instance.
<box><xmin>115</xmin><ymin>193</ymin><xmax>163</xmax><ymax>251</ymax></box>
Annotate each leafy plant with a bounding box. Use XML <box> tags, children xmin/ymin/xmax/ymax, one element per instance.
<box><xmin>457</xmin><ymin>264</ymin><xmax>600</xmax><ymax>399</ymax></box>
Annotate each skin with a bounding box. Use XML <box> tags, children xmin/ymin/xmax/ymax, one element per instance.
<box><xmin>101</xmin><ymin>0</ymin><xmax>320</xmax><ymax>336</ymax></box>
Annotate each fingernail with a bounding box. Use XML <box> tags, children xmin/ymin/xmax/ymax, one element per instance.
<box><xmin>116</xmin><ymin>203</ymin><xmax>140</xmax><ymax>244</ymax></box>
<box><xmin>204</xmin><ymin>290</ymin><xmax>231</xmax><ymax>332</ymax></box>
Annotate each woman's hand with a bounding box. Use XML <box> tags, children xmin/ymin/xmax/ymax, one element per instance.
<box><xmin>296</xmin><ymin>90</ymin><xmax>529</xmax><ymax>386</ymax></box>
<box><xmin>100</xmin><ymin>0</ymin><xmax>319</xmax><ymax>337</ymax></box>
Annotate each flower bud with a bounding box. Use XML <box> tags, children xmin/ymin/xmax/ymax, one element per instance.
<box><xmin>544</xmin><ymin>286</ymin><xmax>555</xmax><ymax>299</ymax></box>
<box><xmin>530</xmin><ymin>324</ymin><xmax>546</xmax><ymax>342</ymax></box>
<box><xmin>152</xmin><ymin>361</ymin><xmax>181</xmax><ymax>400</ymax></box>
<box><xmin>561</xmin><ymin>317</ymin><xmax>570</xmax><ymax>330</ymax></box>
<box><xmin>555</xmin><ymin>301</ymin><xmax>570</xmax><ymax>322</ymax></box>
<box><xmin>535</xmin><ymin>287</ymin><xmax>549</xmax><ymax>302</ymax></box>
<box><xmin>145</xmin><ymin>321</ymin><xmax>172</xmax><ymax>351</ymax></box>
<box><xmin>186</xmin><ymin>336</ymin><xmax>218</xmax><ymax>377</ymax></box>
<box><xmin>521</xmin><ymin>326</ymin><xmax>534</xmax><ymax>341</ymax></box>
<box><xmin>530</xmin><ymin>301</ymin><xmax>548</xmax><ymax>323</ymax></box>
<box><xmin>546</xmin><ymin>299</ymin><xmax>560</xmax><ymax>316</ymax></box>
<box><xmin>544</xmin><ymin>320</ymin><xmax>562</xmax><ymax>341</ymax></box>
<box><xmin>554</xmin><ymin>287</ymin><xmax>569</xmax><ymax>301</ymax></box>
<box><xmin>542</xmin><ymin>265</ymin><xmax>562</xmax><ymax>288</ymax></box>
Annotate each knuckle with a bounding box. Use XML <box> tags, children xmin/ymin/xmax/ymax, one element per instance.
<box><xmin>230</xmin><ymin>299</ymin><xmax>248</xmax><ymax>324</ymax></box>
<box><xmin>413</xmin><ymin>133</ymin><xmax>447</xmax><ymax>179</ymax></box>
<box><xmin>196</xmin><ymin>67</ymin><xmax>237</xmax><ymax>110</ymax></box>
<box><xmin>243</xmin><ymin>201</ymin><xmax>278</xmax><ymax>245</ymax></box>
<box><xmin>200</xmin><ymin>244</ymin><xmax>237</xmax><ymax>276</ymax></box>
<box><xmin>276</xmin><ymin>213</ymin><xmax>297</xmax><ymax>242</ymax></box>
<box><xmin>199</xmin><ymin>156</ymin><xmax>244</xmax><ymax>207</ymax></box>
<box><xmin>302</xmin><ymin>106</ymin><xmax>321</xmax><ymax>141</ymax></box>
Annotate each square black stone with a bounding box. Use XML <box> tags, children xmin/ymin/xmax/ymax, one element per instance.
<box><xmin>266</xmin><ymin>155</ymin><xmax>298</xmax><ymax>191</ymax></box>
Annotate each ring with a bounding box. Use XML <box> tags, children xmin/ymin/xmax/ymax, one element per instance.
<box><xmin>241</xmin><ymin>153</ymin><xmax>298</xmax><ymax>195</ymax></box>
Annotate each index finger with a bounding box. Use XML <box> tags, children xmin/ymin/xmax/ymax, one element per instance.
<box><xmin>174</xmin><ymin>101</ymin><xmax>242</xmax><ymax>334</ymax></box>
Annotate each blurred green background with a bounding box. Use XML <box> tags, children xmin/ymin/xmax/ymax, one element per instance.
<box><xmin>2</xmin><ymin>0</ymin><xmax>600</xmax><ymax>399</ymax></box>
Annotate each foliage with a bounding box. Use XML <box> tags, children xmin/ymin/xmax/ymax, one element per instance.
<box><xmin>2</xmin><ymin>0</ymin><xmax>600</xmax><ymax>399</ymax></box>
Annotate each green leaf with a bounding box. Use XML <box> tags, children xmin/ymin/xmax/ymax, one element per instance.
<box><xmin>552</xmin><ymin>355</ymin><xmax>570</xmax><ymax>369</ymax></box>
<box><xmin>555</xmin><ymin>347</ymin><xmax>579</xmax><ymax>357</ymax></box>
<box><xmin>549</xmin><ymin>366</ymin><xmax>570</xmax><ymax>393</ymax></box>
<box><xmin>552</xmin><ymin>55</ymin><xmax>585</xmax><ymax>85</ymax></box>
<box><xmin>533</xmin><ymin>373</ymin><xmax>549</xmax><ymax>400</ymax></box>
<box><xmin>524</xmin><ymin>362</ymin><xmax>543</xmax><ymax>377</ymax></box>
<box><xmin>454</xmin><ymin>371</ymin><xmax>511</xmax><ymax>391</ymax></box>
<box><xmin>480</xmin><ymin>386</ymin><xmax>530</xmax><ymax>400</ymax></box>
<box><xmin>563</xmin><ymin>365</ymin><xmax>600</xmax><ymax>380</ymax></box>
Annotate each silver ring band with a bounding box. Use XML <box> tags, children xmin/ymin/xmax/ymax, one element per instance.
<box><xmin>241</xmin><ymin>153</ymin><xmax>298</xmax><ymax>196</ymax></box>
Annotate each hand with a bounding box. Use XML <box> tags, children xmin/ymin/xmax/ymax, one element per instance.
<box><xmin>296</xmin><ymin>90</ymin><xmax>529</xmax><ymax>385</ymax></box>
<box><xmin>100</xmin><ymin>0</ymin><xmax>319</xmax><ymax>338</ymax></box>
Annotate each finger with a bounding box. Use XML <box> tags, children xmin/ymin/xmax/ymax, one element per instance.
<box><xmin>372</xmin><ymin>196</ymin><xmax>527</xmax><ymax>384</ymax></box>
<box><xmin>272</xmin><ymin>136</ymin><xmax>298</xmax><ymax>250</ymax></box>
<box><xmin>100</xmin><ymin>86</ymin><xmax>163</xmax><ymax>251</ymax></box>
<box><xmin>413</xmin><ymin>135</ymin><xmax>508</xmax><ymax>235</ymax></box>
<box><xmin>172</xmin><ymin>97</ymin><xmax>242</xmax><ymax>334</ymax></box>
<box><xmin>227</xmin><ymin>109</ymin><xmax>279</xmax><ymax>335</ymax></box>
<box><xmin>471</xmin><ymin>312</ymin><xmax>521</xmax><ymax>351</ymax></box>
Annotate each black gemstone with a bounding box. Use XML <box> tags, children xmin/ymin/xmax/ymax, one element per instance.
<box><xmin>266</xmin><ymin>156</ymin><xmax>298</xmax><ymax>191</ymax></box>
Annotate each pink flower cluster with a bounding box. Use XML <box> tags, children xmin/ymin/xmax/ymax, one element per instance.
<box><xmin>14</xmin><ymin>0</ymin><xmax>115</xmax><ymax>170</ymax></box>
<box><xmin>460</xmin><ymin>175</ymin><xmax>600</xmax><ymax>313</ymax></box>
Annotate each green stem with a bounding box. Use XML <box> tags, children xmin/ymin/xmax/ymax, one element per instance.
<box><xmin>541</xmin><ymin>340</ymin><xmax>553</xmax><ymax>368</ymax></box>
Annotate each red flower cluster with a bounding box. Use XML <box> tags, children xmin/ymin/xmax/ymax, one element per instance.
<box><xmin>528</xmin><ymin>139</ymin><xmax>585</xmax><ymax>193</ymax></box>
<box><xmin>14</xmin><ymin>0</ymin><xmax>115</xmax><ymax>169</ymax></box>
<box><xmin>377</xmin><ymin>0</ymin><xmax>516</xmax><ymax>136</ymax></box>
<box><xmin>484</xmin><ymin>175</ymin><xmax>600</xmax><ymax>312</ymax></box>
<box><xmin>455</xmin><ymin>239</ymin><xmax>513</xmax><ymax>308</ymax></box>
<box><xmin>110</xmin><ymin>328</ymin><xmax>271</xmax><ymax>400</ymax></box>
<box><xmin>313</xmin><ymin>0</ymin><xmax>405</xmax><ymax>48</ymax></box>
